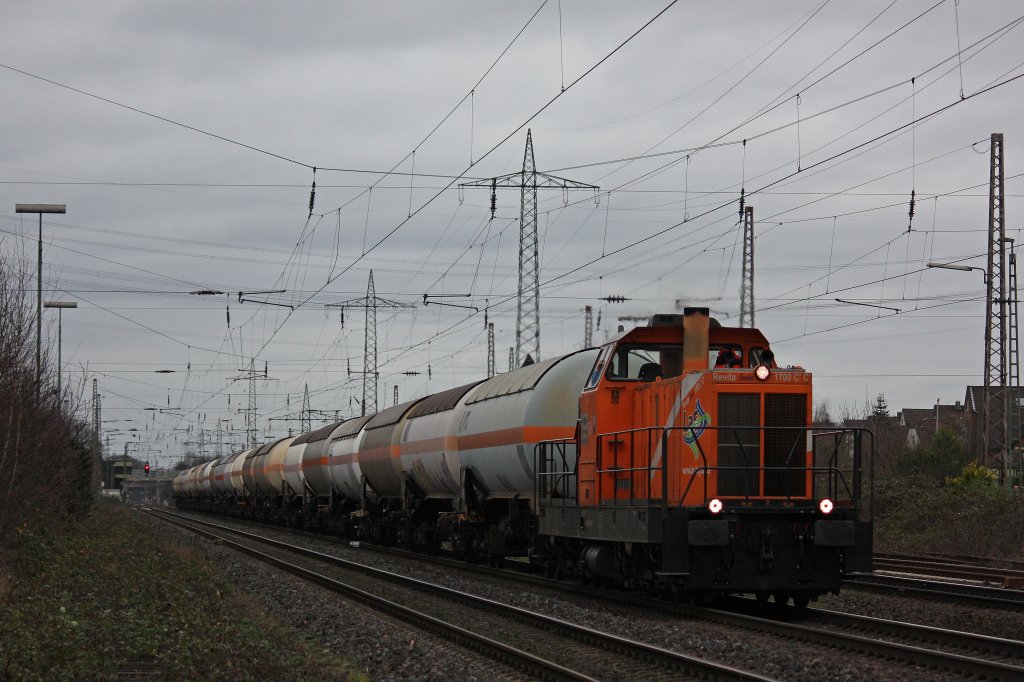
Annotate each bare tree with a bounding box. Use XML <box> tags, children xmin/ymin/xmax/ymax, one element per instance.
<box><xmin>0</xmin><ymin>242</ymin><xmax>98</xmax><ymax>547</ymax></box>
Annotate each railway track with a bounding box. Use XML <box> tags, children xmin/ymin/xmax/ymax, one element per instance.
<box><xmin>158</xmin><ymin>509</ymin><xmax>1024</xmax><ymax>680</ymax></box>
<box><xmin>873</xmin><ymin>554</ymin><xmax>1024</xmax><ymax>586</ymax></box>
<box><xmin>144</xmin><ymin>508</ymin><xmax>770</xmax><ymax>681</ymax></box>
<box><xmin>843</xmin><ymin>573</ymin><xmax>1024</xmax><ymax>609</ymax></box>
<box><xmin>876</xmin><ymin>551</ymin><xmax>1024</xmax><ymax>572</ymax></box>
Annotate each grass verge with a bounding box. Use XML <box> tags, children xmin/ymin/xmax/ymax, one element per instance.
<box><xmin>0</xmin><ymin>499</ymin><xmax>365</xmax><ymax>680</ymax></box>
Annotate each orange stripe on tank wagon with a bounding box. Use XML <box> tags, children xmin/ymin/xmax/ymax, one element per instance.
<box><xmin>456</xmin><ymin>426</ymin><xmax>572</xmax><ymax>451</ymax></box>
<box><xmin>349</xmin><ymin>426</ymin><xmax>576</xmax><ymax>461</ymax></box>
<box><xmin>400</xmin><ymin>436</ymin><xmax>447</xmax><ymax>456</ymax></box>
<box><xmin>358</xmin><ymin>445</ymin><xmax>392</xmax><ymax>461</ymax></box>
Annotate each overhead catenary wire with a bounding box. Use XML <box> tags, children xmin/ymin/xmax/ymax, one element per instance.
<box><xmin>33</xmin><ymin>4</ymin><xmax>1024</xmax><ymax>462</ymax></box>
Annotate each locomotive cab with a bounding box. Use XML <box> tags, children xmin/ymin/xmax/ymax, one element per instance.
<box><xmin>535</xmin><ymin>307</ymin><xmax>872</xmax><ymax>604</ymax></box>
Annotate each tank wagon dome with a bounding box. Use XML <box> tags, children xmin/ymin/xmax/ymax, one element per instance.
<box><xmin>295</xmin><ymin>420</ymin><xmax>346</xmax><ymax>498</ymax></box>
<box><xmin>358</xmin><ymin>399</ymin><xmax>425</xmax><ymax>499</ymax></box>
<box><xmin>172</xmin><ymin>469</ymin><xmax>188</xmax><ymax>495</ymax></box>
<box><xmin>243</xmin><ymin>439</ymin><xmax>277</xmax><ymax>496</ymax></box>
<box><xmin>397</xmin><ymin>379</ymin><xmax>485</xmax><ymax>498</ymax></box>
<box><xmin>262</xmin><ymin>436</ymin><xmax>295</xmax><ymax>495</ymax></box>
<box><xmin>327</xmin><ymin>415</ymin><xmax>375</xmax><ymax>499</ymax></box>
<box><xmin>212</xmin><ymin>453</ymin><xmax>240</xmax><ymax>495</ymax></box>
<box><xmin>228</xmin><ymin>447</ymin><xmax>253</xmax><ymax>495</ymax></box>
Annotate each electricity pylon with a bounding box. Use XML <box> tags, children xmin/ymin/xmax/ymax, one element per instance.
<box><xmin>460</xmin><ymin>130</ymin><xmax>598</xmax><ymax>368</ymax></box>
<box><xmin>329</xmin><ymin>270</ymin><xmax>413</xmax><ymax>416</ymax></box>
<box><xmin>739</xmin><ymin>205</ymin><xmax>755</xmax><ymax>328</ymax></box>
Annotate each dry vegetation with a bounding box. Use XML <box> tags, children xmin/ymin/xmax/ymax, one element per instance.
<box><xmin>0</xmin><ymin>247</ymin><xmax>363</xmax><ymax>679</ymax></box>
<box><xmin>0</xmin><ymin>500</ymin><xmax>362</xmax><ymax>680</ymax></box>
<box><xmin>0</xmin><ymin>246</ymin><xmax>98</xmax><ymax>559</ymax></box>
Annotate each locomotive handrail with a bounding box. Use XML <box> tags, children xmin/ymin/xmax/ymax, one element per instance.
<box><xmin>674</xmin><ymin>425</ymin><xmax>864</xmax><ymax>508</ymax></box>
<box><xmin>534</xmin><ymin>438</ymin><xmax>579</xmax><ymax>501</ymax></box>
<box><xmin>539</xmin><ymin>424</ymin><xmax>871</xmax><ymax>516</ymax></box>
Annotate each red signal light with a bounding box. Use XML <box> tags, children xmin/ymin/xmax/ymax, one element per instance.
<box><xmin>144</xmin><ymin>463</ymin><xmax>150</xmax><ymax>476</ymax></box>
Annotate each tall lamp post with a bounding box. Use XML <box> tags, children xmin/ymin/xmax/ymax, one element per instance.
<box><xmin>15</xmin><ymin>203</ymin><xmax>66</xmax><ymax>398</ymax></box>
<box><xmin>927</xmin><ymin>259</ymin><xmax>1014</xmax><ymax>485</ymax></box>
<box><xmin>44</xmin><ymin>301</ymin><xmax>77</xmax><ymax>399</ymax></box>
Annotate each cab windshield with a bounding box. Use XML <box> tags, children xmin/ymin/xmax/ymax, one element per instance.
<box><xmin>606</xmin><ymin>343</ymin><xmax>682</xmax><ymax>381</ymax></box>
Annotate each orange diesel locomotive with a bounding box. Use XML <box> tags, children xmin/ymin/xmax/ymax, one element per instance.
<box><xmin>533</xmin><ymin>307</ymin><xmax>871</xmax><ymax>604</ymax></box>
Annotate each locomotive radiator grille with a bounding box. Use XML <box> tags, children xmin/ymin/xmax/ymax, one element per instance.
<box><xmin>764</xmin><ymin>393</ymin><xmax>807</xmax><ymax>497</ymax></box>
<box><xmin>716</xmin><ymin>393</ymin><xmax>808</xmax><ymax>497</ymax></box>
<box><xmin>717</xmin><ymin>393</ymin><xmax>760</xmax><ymax>496</ymax></box>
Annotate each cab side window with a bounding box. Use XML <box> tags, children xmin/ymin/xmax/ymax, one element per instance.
<box><xmin>584</xmin><ymin>347</ymin><xmax>612</xmax><ymax>390</ymax></box>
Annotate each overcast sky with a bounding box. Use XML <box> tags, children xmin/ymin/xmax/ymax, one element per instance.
<box><xmin>2</xmin><ymin>1</ymin><xmax>1022</xmax><ymax>466</ymax></box>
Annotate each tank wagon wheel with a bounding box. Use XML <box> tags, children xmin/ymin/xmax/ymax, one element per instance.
<box><xmin>755</xmin><ymin>591</ymin><xmax>770</xmax><ymax>606</ymax></box>
<box><xmin>792</xmin><ymin>593</ymin><xmax>811</xmax><ymax>609</ymax></box>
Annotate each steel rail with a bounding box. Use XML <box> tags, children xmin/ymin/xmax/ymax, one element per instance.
<box><xmin>876</xmin><ymin>551</ymin><xmax>1024</xmax><ymax>571</ymax></box>
<box><xmin>163</xmin><ymin>509</ymin><xmax>1024</xmax><ymax>680</ymax></box>
<box><xmin>792</xmin><ymin>606</ymin><xmax>1024</xmax><ymax>664</ymax></box>
<box><xmin>845</xmin><ymin>574</ymin><xmax>1024</xmax><ymax>608</ymax></box>
<box><xmin>873</xmin><ymin>556</ymin><xmax>1024</xmax><ymax>583</ymax></box>
<box><xmin>146</xmin><ymin>509</ymin><xmax>772</xmax><ymax>682</ymax></box>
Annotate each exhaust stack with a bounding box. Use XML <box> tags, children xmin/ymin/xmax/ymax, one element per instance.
<box><xmin>683</xmin><ymin>307</ymin><xmax>710</xmax><ymax>373</ymax></box>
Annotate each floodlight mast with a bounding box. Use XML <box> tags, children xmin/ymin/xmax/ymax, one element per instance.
<box><xmin>16</xmin><ymin>203</ymin><xmax>66</xmax><ymax>400</ymax></box>
<box><xmin>43</xmin><ymin>300</ymin><xmax>77</xmax><ymax>398</ymax></box>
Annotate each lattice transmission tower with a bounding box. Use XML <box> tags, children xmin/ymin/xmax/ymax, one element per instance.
<box><xmin>739</xmin><ymin>205</ymin><xmax>755</xmax><ymax>328</ymax></box>
<box><xmin>984</xmin><ymin>133</ymin><xmax>1010</xmax><ymax>484</ymax></box>
<box><xmin>584</xmin><ymin>305</ymin><xmax>594</xmax><ymax>347</ymax></box>
<box><xmin>331</xmin><ymin>270</ymin><xmax>413</xmax><ymax>416</ymax></box>
<box><xmin>301</xmin><ymin>383</ymin><xmax>312</xmax><ymax>434</ymax></box>
<box><xmin>460</xmin><ymin>130</ymin><xmax>598</xmax><ymax>368</ymax></box>
<box><xmin>487</xmin><ymin>322</ymin><xmax>495</xmax><ymax>378</ymax></box>
<box><xmin>92</xmin><ymin>378</ymin><xmax>101</xmax><ymax>454</ymax></box>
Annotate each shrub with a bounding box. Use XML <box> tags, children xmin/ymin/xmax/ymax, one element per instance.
<box><xmin>0</xmin><ymin>244</ymin><xmax>99</xmax><ymax>549</ymax></box>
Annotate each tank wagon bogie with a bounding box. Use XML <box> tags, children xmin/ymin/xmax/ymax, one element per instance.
<box><xmin>174</xmin><ymin>307</ymin><xmax>872</xmax><ymax>603</ymax></box>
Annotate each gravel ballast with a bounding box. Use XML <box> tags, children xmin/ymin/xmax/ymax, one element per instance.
<box><xmin>156</xmin><ymin>510</ymin><xmax>1022</xmax><ymax>681</ymax></box>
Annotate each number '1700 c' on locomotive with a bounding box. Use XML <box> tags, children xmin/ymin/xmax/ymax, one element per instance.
<box><xmin>174</xmin><ymin>306</ymin><xmax>873</xmax><ymax>607</ymax></box>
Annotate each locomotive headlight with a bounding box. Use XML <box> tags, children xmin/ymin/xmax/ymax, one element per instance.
<box><xmin>754</xmin><ymin>364</ymin><xmax>771</xmax><ymax>381</ymax></box>
<box><xmin>818</xmin><ymin>498</ymin><xmax>834</xmax><ymax>515</ymax></box>
<box><xmin>708</xmin><ymin>498</ymin><xmax>723</xmax><ymax>514</ymax></box>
